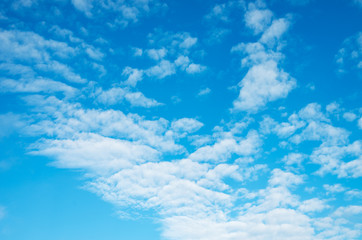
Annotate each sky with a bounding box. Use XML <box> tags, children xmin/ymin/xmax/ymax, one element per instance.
<box><xmin>0</xmin><ymin>0</ymin><xmax>361</xmax><ymax>239</ymax></box>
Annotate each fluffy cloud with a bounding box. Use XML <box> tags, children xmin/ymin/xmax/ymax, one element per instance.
<box><xmin>323</xmin><ymin>184</ymin><xmax>346</xmax><ymax>194</ymax></box>
<box><xmin>299</xmin><ymin>198</ymin><xmax>329</xmax><ymax>213</ymax></box>
<box><xmin>86</xmin><ymin>164</ymin><xmax>356</xmax><ymax>240</ymax></box>
<box><xmin>185</xmin><ymin>63</ymin><xmax>206</xmax><ymax>74</ymax></box>
<box><xmin>1</xmin><ymin>1</ymin><xmax>361</xmax><ymax>239</ymax></box>
<box><xmin>336</xmin><ymin>32</ymin><xmax>362</xmax><ymax>73</ymax></box>
<box><xmin>233</xmin><ymin>60</ymin><xmax>296</xmax><ymax>112</ymax></box>
<box><xmin>146</xmin><ymin>48</ymin><xmax>167</xmax><ymax>61</ymax></box>
<box><xmin>282</xmin><ymin>153</ymin><xmax>307</xmax><ymax>167</ymax></box>
<box><xmin>244</xmin><ymin>4</ymin><xmax>273</xmax><ymax>35</ymax></box>
<box><xmin>122</xmin><ymin>67</ymin><xmax>144</xmax><ymax>87</ymax></box>
<box><xmin>198</xmin><ymin>87</ymin><xmax>211</xmax><ymax>97</ymax></box>
<box><xmin>189</xmin><ymin>130</ymin><xmax>261</xmax><ymax>162</ymax></box>
<box><xmin>232</xmin><ymin>6</ymin><xmax>295</xmax><ymax>113</ymax></box>
<box><xmin>310</xmin><ymin>141</ymin><xmax>362</xmax><ymax>178</ymax></box>
<box><xmin>146</xmin><ymin>60</ymin><xmax>176</xmax><ymax>79</ymax></box>
<box><xmin>13</xmin><ymin>91</ymin><xmax>362</xmax><ymax>238</ymax></box>
<box><xmin>343</xmin><ymin>112</ymin><xmax>357</xmax><ymax>122</ymax></box>
<box><xmin>171</xmin><ymin>118</ymin><xmax>204</xmax><ymax>137</ymax></box>
<box><xmin>260</xmin><ymin>18</ymin><xmax>290</xmax><ymax>46</ymax></box>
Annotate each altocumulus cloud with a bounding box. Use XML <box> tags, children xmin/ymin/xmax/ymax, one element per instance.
<box><xmin>0</xmin><ymin>0</ymin><xmax>361</xmax><ymax>239</ymax></box>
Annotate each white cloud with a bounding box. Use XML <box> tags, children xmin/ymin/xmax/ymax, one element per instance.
<box><xmin>326</xmin><ymin>102</ymin><xmax>340</xmax><ymax>114</ymax></box>
<box><xmin>87</xmin><ymin>163</ymin><xmax>354</xmax><ymax>240</ymax></box>
<box><xmin>70</xmin><ymin>0</ymin><xmax>167</xmax><ymax>27</ymax></box>
<box><xmin>85</xmin><ymin>46</ymin><xmax>104</xmax><ymax>60</ymax></box>
<box><xmin>174</xmin><ymin>55</ymin><xmax>190</xmax><ymax>70</ymax></box>
<box><xmin>189</xmin><ymin>130</ymin><xmax>261</xmax><ymax>162</ymax></box>
<box><xmin>35</xmin><ymin>60</ymin><xmax>86</xmax><ymax>83</ymax></box>
<box><xmin>0</xmin><ymin>63</ymin><xmax>35</xmax><ymax>78</ymax></box>
<box><xmin>71</xmin><ymin>0</ymin><xmax>93</xmax><ymax>17</ymax></box>
<box><xmin>345</xmin><ymin>189</ymin><xmax>362</xmax><ymax>199</ymax></box>
<box><xmin>132</xmin><ymin>47</ymin><xmax>143</xmax><ymax>56</ymax></box>
<box><xmin>260</xmin><ymin>114</ymin><xmax>305</xmax><ymax>138</ymax></box>
<box><xmin>206</xmin><ymin>28</ymin><xmax>231</xmax><ymax>44</ymax></box>
<box><xmin>23</xmin><ymin>95</ymin><xmax>181</xmax><ymax>153</ymax></box>
<box><xmin>162</xmin><ymin>210</ymin><xmax>314</xmax><ymax>240</ymax></box>
<box><xmin>290</xmin><ymin>121</ymin><xmax>349</xmax><ymax>145</ymax></box>
<box><xmin>3</xmin><ymin>2</ymin><xmax>361</xmax><ymax>239</ymax></box>
<box><xmin>18</xmin><ymin>92</ymin><xmax>361</xmax><ymax>240</ymax></box>
<box><xmin>204</xmin><ymin>0</ymin><xmax>245</xmax><ymax>24</ymax></box>
<box><xmin>339</xmin><ymin>156</ymin><xmax>362</xmax><ymax>178</ymax></box>
<box><xmin>185</xmin><ymin>63</ymin><xmax>206</xmax><ymax>74</ymax></box>
<box><xmin>333</xmin><ymin>205</ymin><xmax>362</xmax><ymax>217</ymax></box>
<box><xmin>11</xmin><ymin>0</ymin><xmax>37</xmax><ymax>9</ymax></box>
<box><xmin>343</xmin><ymin>112</ymin><xmax>357</xmax><ymax>122</ymax></box>
<box><xmin>95</xmin><ymin>87</ymin><xmax>161</xmax><ymax>108</ymax></box>
<box><xmin>310</xmin><ymin>140</ymin><xmax>362</xmax><ymax>178</ymax></box>
<box><xmin>260</xmin><ymin>18</ymin><xmax>290</xmax><ymax>47</ymax></box>
<box><xmin>268</xmin><ymin>169</ymin><xmax>304</xmax><ymax>187</ymax></box>
<box><xmin>244</xmin><ymin>5</ymin><xmax>273</xmax><ymax>35</ymax></box>
<box><xmin>86</xmin><ymin>158</ymin><xmax>233</xmax><ymax>211</ymax></box>
<box><xmin>299</xmin><ymin>198</ymin><xmax>329</xmax><ymax>213</ymax></box>
<box><xmin>146</xmin><ymin>60</ymin><xmax>176</xmax><ymax>79</ymax></box>
<box><xmin>127</xmin><ymin>30</ymin><xmax>204</xmax><ymax>80</ymax></box>
<box><xmin>336</xmin><ymin>32</ymin><xmax>362</xmax><ymax>73</ymax></box>
<box><xmin>282</xmin><ymin>153</ymin><xmax>306</xmax><ymax>167</ymax></box>
<box><xmin>95</xmin><ymin>87</ymin><xmax>126</xmax><ymax>105</ymax></box>
<box><xmin>171</xmin><ymin>118</ymin><xmax>203</xmax><ymax>136</ymax></box>
<box><xmin>49</xmin><ymin>25</ymin><xmax>79</xmax><ymax>41</ymax></box>
<box><xmin>188</xmin><ymin>135</ymin><xmax>212</xmax><ymax>147</ymax></box>
<box><xmin>298</xmin><ymin>103</ymin><xmax>329</xmax><ymax>122</ymax></box>
<box><xmin>204</xmin><ymin>3</ymin><xmax>229</xmax><ymax>22</ymax></box>
<box><xmin>174</xmin><ymin>56</ymin><xmax>205</xmax><ymax>74</ymax></box>
<box><xmin>147</xmin><ymin>31</ymin><xmax>198</xmax><ymax>55</ymax></box>
<box><xmin>146</xmin><ymin>48</ymin><xmax>167</xmax><ymax>61</ymax></box>
<box><xmin>233</xmin><ymin>60</ymin><xmax>296</xmax><ymax>112</ymax></box>
<box><xmin>0</xmin><ymin>28</ymin><xmax>108</xmax><ymax>96</ymax></box>
<box><xmin>323</xmin><ymin>184</ymin><xmax>346</xmax><ymax>194</ymax></box>
<box><xmin>358</xmin><ymin>117</ymin><xmax>362</xmax><ymax>129</ymax></box>
<box><xmin>198</xmin><ymin>87</ymin><xmax>211</xmax><ymax>97</ymax></box>
<box><xmin>232</xmin><ymin>9</ymin><xmax>295</xmax><ymax>113</ymax></box>
<box><xmin>124</xmin><ymin>91</ymin><xmax>162</xmax><ymax>108</ymax></box>
<box><xmin>31</xmin><ymin>133</ymin><xmax>160</xmax><ymax>174</ymax></box>
<box><xmin>0</xmin><ymin>29</ymin><xmax>75</xmax><ymax>62</ymax></box>
<box><xmin>0</xmin><ymin>77</ymin><xmax>77</xmax><ymax>96</ymax></box>
<box><xmin>179</xmin><ymin>36</ymin><xmax>197</xmax><ymax>49</ymax></box>
<box><xmin>122</xmin><ymin>67</ymin><xmax>144</xmax><ymax>87</ymax></box>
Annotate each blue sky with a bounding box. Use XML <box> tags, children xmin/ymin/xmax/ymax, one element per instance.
<box><xmin>0</xmin><ymin>0</ymin><xmax>361</xmax><ymax>239</ymax></box>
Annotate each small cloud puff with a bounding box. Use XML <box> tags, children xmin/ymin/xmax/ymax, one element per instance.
<box><xmin>198</xmin><ymin>87</ymin><xmax>211</xmax><ymax>97</ymax></box>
